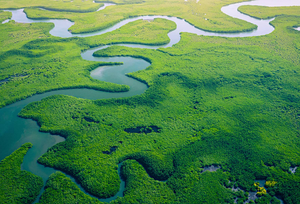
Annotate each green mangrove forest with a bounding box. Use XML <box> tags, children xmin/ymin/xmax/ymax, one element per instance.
<box><xmin>0</xmin><ymin>143</ymin><xmax>43</xmax><ymax>204</ymax></box>
<box><xmin>0</xmin><ymin>0</ymin><xmax>300</xmax><ymax>203</ymax></box>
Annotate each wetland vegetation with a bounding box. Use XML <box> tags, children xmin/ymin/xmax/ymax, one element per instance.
<box><xmin>0</xmin><ymin>0</ymin><xmax>102</xmax><ymax>13</ymax></box>
<box><xmin>239</xmin><ymin>5</ymin><xmax>300</xmax><ymax>20</ymax></box>
<box><xmin>1</xmin><ymin>0</ymin><xmax>300</xmax><ymax>203</ymax></box>
<box><xmin>22</xmin><ymin>0</ymin><xmax>256</xmax><ymax>34</ymax></box>
<box><xmin>0</xmin><ymin>143</ymin><xmax>43</xmax><ymax>203</ymax></box>
<box><xmin>0</xmin><ymin>10</ymin><xmax>11</xmax><ymax>22</ymax></box>
<box><xmin>0</xmin><ymin>18</ymin><xmax>175</xmax><ymax>108</ymax></box>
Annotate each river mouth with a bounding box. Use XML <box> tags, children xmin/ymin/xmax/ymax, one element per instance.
<box><xmin>1</xmin><ymin>0</ymin><xmax>300</xmax><ymax>202</ymax></box>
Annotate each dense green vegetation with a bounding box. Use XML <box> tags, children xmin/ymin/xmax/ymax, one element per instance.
<box><xmin>0</xmin><ymin>10</ymin><xmax>11</xmax><ymax>22</ymax></box>
<box><xmin>0</xmin><ymin>143</ymin><xmax>43</xmax><ymax>204</ymax></box>
<box><xmin>19</xmin><ymin>12</ymin><xmax>300</xmax><ymax>203</ymax></box>
<box><xmin>239</xmin><ymin>5</ymin><xmax>300</xmax><ymax>20</ymax></box>
<box><xmin>1</xmin><ymin>1</ymin><xmax>300</xmax><ymax>203</ymax></box>
<box><xmin>38</xmin><ymin>172</ymin><xmax>103</xmax><ymax>204</ymax></box>
<box><xmin>0</xmin><ymin>0</ymin><xmax>102</xmax><ymax>13</ymax></box>
<box><xmin>23</xmin><ymin>0</ymin><xmax>256</xmax><ymax>34</ymax></box>
<box><xmin>39</xmin><ymin>160</ymin><xmax>234</xmax><ymax>203</ymax></box>
<box><xmin>0</xmin><ymin>21</ymin><xmax>52</xmax><ymax>52</ymax></box>
<box><xmin>38</xmin><ymin>160</ymin><xmax>175</xmax><ymax>204</ymax></box>
<box><xmin>85</xmin><ymin>18</ymin><xmax>176</xmax><ymax>47</ymax></box>
<box><xmin>0</xmin><ymin>18</ymin><xmax>175</xmax><ymax>108</ymax></box>
<box><xmin>95</xmin><ymin>0</ymin><xmax>144</xmax><ymax>4</ymax></box>
<box><xmin>117</xmin><ymin>159</ymin><xmax>176</xmax><ymax>203</ymax></box>
<box><xmin>167</xmin><ymin>164</ymin><xmax>235</xmax><ymax>203</ymax></box>
<box><xmin>0</xmin><ymin>0</ymin><xmax>150</xmax><ymax>12</ymax></box>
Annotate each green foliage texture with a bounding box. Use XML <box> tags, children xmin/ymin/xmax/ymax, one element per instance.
<box><xmin>38</xmin><ymin>171</ymin><xmax>103</xmax><ymax>204</ymax></box>
<box><xmin>116</xmin><ymin>159</ymin><xmax>176</xmax><ymax>203</ymax></box>
<box><xmin>19</xmin><ymin>13</ymin><xmax>300</xmax><ymax>203</ymax></box>
<box><xmin>0</xmin><ymin>0</ymin><xmax>102</xmax><ymax>13</ymax></box>
<box><xmin>1</xmin><ymin>1</ymin><xmax>300</xmax><ymax>204</ymax></box>
<box><xmin>0</xmin><ymin>18</ymin><xmax>175</xmax><ymax>108</ymax></box>
<box><xmin>0</xmin><ymin>10</ymin><xmax>11</xmax><ymax>22</ymax></box>
<box><xmin>22</xmin><ymin>0</ymin><xmax>256</xmax><ymax>34</ymax></box>
<box><xmin>0</xmin><ymin>143</ymin><xmax>43</xmax><ymax>204</ymax></box>
<box><xmin>239</xmin><ymin>5</ymin><xmax>300</xmax><ymax>20</ymax></box>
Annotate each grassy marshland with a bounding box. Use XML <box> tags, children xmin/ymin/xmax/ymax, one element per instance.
<box><xmin>19</xmin><ymin>14</ymin><xmax>300</xmax><ymax>203</ymax></box>
<box><xmin>0</xmin><ymin>18</ymin><xmax>175</xmax><ymax>108</ymax></box>
<box><xmin>0</xmin><ymin>0</ymin><xmax>101</xmax><ymax>13</ymax></box>
<box><xmin>23</xmin><ymin>0</ymin><xmax>257</xmax><ymax>34</ymax></box>
<box><xmin>0</xmin><ymin>10</ymin><xmax>11</xmax><ymax>22</ymax></box>
<box><xmin>1</xmin><ymin>1</ymin><xmax>300</xmax><ymax>203</ymax></box>
<box><xmin>239</xmin><ymin>5</ymin><xmax>300</xmax><ymax>20</ymax></box>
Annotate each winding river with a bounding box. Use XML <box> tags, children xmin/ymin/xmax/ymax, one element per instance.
<box><xmin>1</xmin><ymin>0</ymin><xmax>300</xmax><ymax>202</ymax></box>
